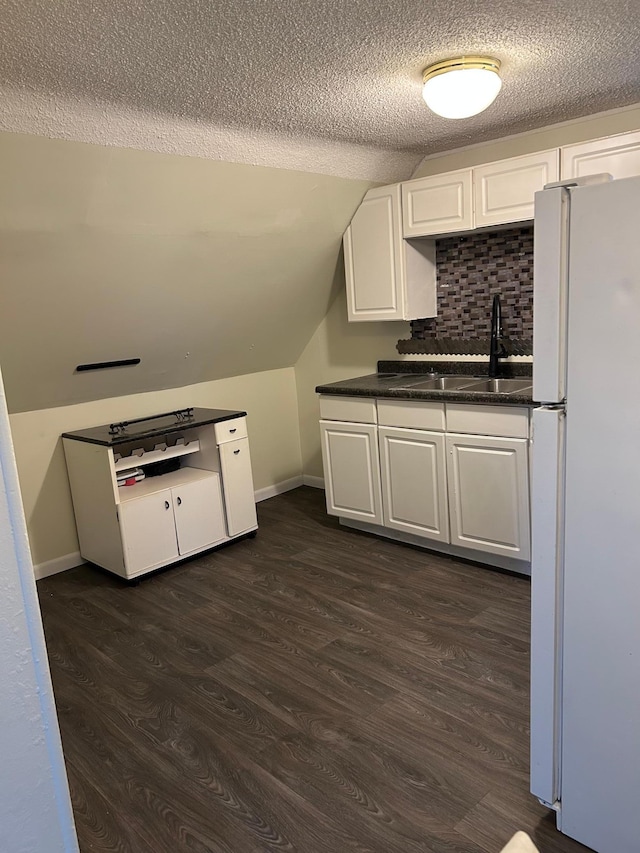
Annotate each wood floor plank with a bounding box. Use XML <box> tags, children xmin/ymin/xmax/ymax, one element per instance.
<box><xmin>37</xmin><ymin>486</ymin><xmax>590</xmax><ymax>853</ymax></box>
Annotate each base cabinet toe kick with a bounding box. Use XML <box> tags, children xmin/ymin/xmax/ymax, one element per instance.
<box><xmin>63</xmin><ymin>407</ymin><xmax>258</xmax><ymax>580</ymax></box>
<box><xmin>319</xmin><ymin>395</ymin><xmax>531</xmax><ymax>575</ymax></box>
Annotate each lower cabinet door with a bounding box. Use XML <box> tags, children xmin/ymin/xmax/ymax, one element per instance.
<box><xmin>119</xmin><ymin>491</ymin><xmax>179</xmax><ymax>575</ymax></box>
<box><xmin>320</xmin><ymin>420</ymin><xmax>383</xmax><ymax>524</ymax></box>
<box><xmin>172</xmin><ymin>474</ymin><xmax>226</xmax><ymax>556</ymax></box>
<box><xmin>379</xmin><ymin>426</ymin><xmax>449</xmax><ymax>542</ymax></box>
<box><xmin>446</xmin><ymin>433</ymin><xmax>530</xmax><ymax>560</ymax></box>
<box><xmin>218</xmin><ymin>438</ymin><xmax>258</xmax><ymax>536</ymax></box>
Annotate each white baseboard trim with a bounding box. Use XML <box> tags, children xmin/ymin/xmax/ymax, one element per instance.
<box><xmin>34</xmin><ymin>551</ymin><xmax>83</xmax><ymax>581</ymax></box>
<box><xmin>254</xmin><ymin>476</ymin><xmax>304</xmax><ymax>503</ymax></box>
<box><xmin>302</xmin><ymin>475</ymin><xmax>325</xmax><ymax>489</ymax></box>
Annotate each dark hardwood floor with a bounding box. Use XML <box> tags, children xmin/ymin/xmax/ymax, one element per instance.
<box><xmin>37</xmin><ymin>487</ymin><xmax>590</xmax><ymax>853</ymax></box>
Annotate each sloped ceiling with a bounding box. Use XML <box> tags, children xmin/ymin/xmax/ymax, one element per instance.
<box><xmin>2</xmin><ymin>0</ymin><xmax>640</xmax><ymax>154</ymax></box>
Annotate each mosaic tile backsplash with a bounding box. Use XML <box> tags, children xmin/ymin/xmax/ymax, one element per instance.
<box><xmin>403</xmin><ymin>226</ymin><xmax>533</xmax><ymax>354</ymax></box>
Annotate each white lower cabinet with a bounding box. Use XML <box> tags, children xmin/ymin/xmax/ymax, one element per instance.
<box><xmin>119</xmin><ymin>490</ymin><xmax>180</xmax><ymax>574</ymax></box>
<box><xmin>173</xmin><ymin>475</ymin><xmax>227</xmax><ymax>555</ymax></box>
<box><xmin>319</xmin><ymin>395</ymin><xmax>531</xmax><ymax>571</ymax></box>
<box><xmin>446</xmin><ymin>433</ymin><xmax>531</xmax><ymax>561</ymax></box>
<box><xmin>119</xmin><ymin>474</ymin><xmax>227</xmax><ymax>575</ymax></box>
<box><xmin>378</xmin><ymin>426</ymin><xmax>449</xmax><ymax>542</ymax></box>
<box><xmin>320</xmin><ymin>420</ymin><xmax>382</xmax><ymax>524</ymax></box>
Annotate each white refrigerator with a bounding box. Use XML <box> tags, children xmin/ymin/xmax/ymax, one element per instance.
<box><xmin>530</xmin><ymin>174</ymin><xmax>640</xmax><ymax>852</ymax></box>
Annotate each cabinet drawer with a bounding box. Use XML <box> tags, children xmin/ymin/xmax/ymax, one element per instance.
<box><xmin>377</xmin><ymin>399</ymin><xmax>445</xmax><ymax>431</ymax></box>
<box><xmin>215</xmin><ymin>417</ymin><xmax>248</xmax><ymax>444</ymax></box>
<box><xmin>319</xmin><ymin>395</ymin><xmax>377</xmax><ymax>424</ymax></box>
<box><xmin>445</xmin><ymin>404</ymin><xmax>529</xmax><ymax>438</ymax></box>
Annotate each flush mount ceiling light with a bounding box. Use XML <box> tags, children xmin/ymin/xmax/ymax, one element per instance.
<box><xmin>422</xmin><ymin>56</ymin><xmax>502</xmax><ymax>119</ymax></box>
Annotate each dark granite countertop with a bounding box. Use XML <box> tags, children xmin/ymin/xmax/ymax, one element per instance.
<box><xmin>62</xmin><ymin>407</ymin><xmax>246</xmax><ymax>446</ymax></box>
<box><xmin>316</xmin><ymin>360</ymin><xmax>536</xmax><ymax>407</ymax></box>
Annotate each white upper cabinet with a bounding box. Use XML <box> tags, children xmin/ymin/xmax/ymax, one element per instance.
<box><xmin>344</xmin><ymin>184</ymin><xmax>436</xmax><ymax>322</ymax></box>
<box><xmin>402</xmin><ymin>169</ymin><xmax>473</xmax><ymax>237</ymax></box>
<box><xmin>402</xmin><ymin>152</ymin><xmax>559</xmax><ymax>238</ymax></box>
<box><xmin>474</xmin><ymin>149</ymin><xmax>560</xmax><ymax>228</ymax></box>
<box><xmin>561</xmin><ymin>130</ymin><xmax>640</xmax><ymax>181</ymax></box>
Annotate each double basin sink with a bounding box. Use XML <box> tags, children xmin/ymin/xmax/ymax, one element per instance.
<box><xmin>389</xmin><ymin>374</ymin><xmax>533</xmax><ymax>395</ymax></box>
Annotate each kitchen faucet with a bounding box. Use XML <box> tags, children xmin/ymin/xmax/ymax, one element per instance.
<box><xmin>488</xmin><ymin>293</ymin><xmax>507</xmax><ymax>378</ymax></box>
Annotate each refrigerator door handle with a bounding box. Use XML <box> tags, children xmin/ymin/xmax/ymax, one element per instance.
<box><xmin>530</xmin><ymin>406</ymin><xmax>565</xmax><ymax>809</ymax></box>
<box><xmin>533</xmin><ymin>187</ymin><xmax>570</xmax><ymax>404</ymax></box>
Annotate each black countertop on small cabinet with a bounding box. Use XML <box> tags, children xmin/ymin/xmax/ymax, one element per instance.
<box><xmin>62</xmin><ymin>407</ymin><xmax>246</xmax><ymax>447</ymax></box>
<box><xmin>315</xmin><ymin>360</ymin><xmax>536</xmax><ymax>407</ymax></box>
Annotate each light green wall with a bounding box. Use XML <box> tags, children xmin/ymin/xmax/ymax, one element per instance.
<box><xmin>294</xmin><ymin>290</ymin><xmax>406</xmax><ymax>479</ymax></box>
<box><xmin>0</xmin><ymin>131</ymin><xmax>372</xmax><ymax>413</ymax></box>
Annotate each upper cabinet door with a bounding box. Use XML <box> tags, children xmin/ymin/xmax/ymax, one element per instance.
<box><xmin>344</xmin><ymin>184</ymin><xmax>437</xmax><ymax>322</ymax></box>
<box><xmin>344</xmin><ymin>184</ymin><xmax>405</xmax><ymax>321</ymax></box>
<box><xmin>474</xmin><ymin>150</ymin><xmax>560</xmax><ymax>228</ymax></box>
<box><xmin>561</xmin><ymin>130</ymin><xmax>640</xmax><ymax>181</ymax></box>
<box><xmin>402</xmin><ymin>169</ymin><xmax>473</xmax><ymax>237</ymax></box>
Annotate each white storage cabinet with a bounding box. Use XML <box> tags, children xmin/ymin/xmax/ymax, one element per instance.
<box><xmin>343</xmin><ymin>184</ymin><xmax>437</xmax><ymax>322</ymax></box>
<box><xmin>319</xmin><ymin>395</ymin><xmax>531</xmax><ymax>572</ymax></box>
<box><xmin>377</xmin><ymin>399</ymin><xmax>449</xmax><ymax>543</ymax></box>
<box><xmin>63</xmin><ymin>408</ymin><xmax>258</xmax><ymax>580</ymax></box>
<box><xmin>402</xmin><ymin>150</ymin><xmax>559</xmax><ymax>238</ymax></box>
<box><xmin>561</xmin><ymin>130</ymin><xmax>640</xmax><ymax>182</ymax></box>
<box><xmin>445</xmin><ymin>405</ymin><xmax>530</xmax><ymax>561</ymax></box>
<box><xmin>319</xmin><ymin>397</ymin><xmax>382</xmax><ymax>524</ymax></box>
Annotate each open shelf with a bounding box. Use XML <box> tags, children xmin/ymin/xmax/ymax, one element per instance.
<box><xmin>114</xmin><ymin>439</ymin><xmax>200</xmax><ymax>472</ymax></box>
<box><xmin>117</xmin><ymin>466</ymin><xmax>217</xmax><ymax>503</ymax></box>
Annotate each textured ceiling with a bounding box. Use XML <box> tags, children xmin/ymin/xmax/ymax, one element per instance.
<box><xmin>2</xmin><ymin>0</ymin><xmax>640</xmax><ymax>155</ymax></box>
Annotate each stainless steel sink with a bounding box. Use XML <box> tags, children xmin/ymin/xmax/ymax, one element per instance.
<box><xmin>397</xmin><ymin>375</ymin><xmax>479</xmax><ymax>391</ymax></box>
<box><xmin>394</xmin><ymin>374</ymin><xmax>533</xmax><ymax>394</ymax></box>
<box><xmin>462</xmin><ymin>378</ymin><xmax>533</xmax><ymax>394</ymax></box>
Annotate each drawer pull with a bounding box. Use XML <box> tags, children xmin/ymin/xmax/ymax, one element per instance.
<box><xmin>164</xmin><ymin>500</ymin><xmax>170</xmax><ymax>510</ymax></box>
<box><xmin>230</xmin><ymin>427</ymin><xmax>237</xmax><ymax>433</ymax></box>
<box><xmin>176</xmin><ymin>496</ymin><xmax>182</xmax><ymax>506</ymax></box>
<box><xmin>234</xmin><ymin>449</ymin><xmax>240</xmax><ymax>455</ymax></box>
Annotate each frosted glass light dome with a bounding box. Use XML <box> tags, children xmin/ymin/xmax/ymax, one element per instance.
<box><xmin>422</xmin><ymin>57</ymin><xmax>502</xmax><ymax>120</ymax></box>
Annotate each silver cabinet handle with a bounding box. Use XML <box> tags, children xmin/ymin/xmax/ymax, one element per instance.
<box><xmin>234</xmin><ymin>449</ymin><xmax>240</xmax><ymax>455</ymax></box>
<box><xmin>177</xmin><ymin>496</ymin><xmax>182</xmax><ymax>506</ymax></box>
<box><xmin>164</xmin><ymin>500</ymin><xmax>170</xmax><ymax>510</ymax></box>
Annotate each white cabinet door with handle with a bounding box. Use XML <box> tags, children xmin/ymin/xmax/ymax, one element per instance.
<box><xmin>119</xmin><ymin>491</ymin><xmax>179</xmax><ymax>575</ymax></box>
<box><xmin>172</xmin><ymin>475</ymin><xmax>226</xmax><ymax>556</ymax></box>
<box><xmin>446</xmin><ymin>433</ymin><xmax>530</xmax><ymax>561</ymax></box>
<box><xmin>219</xmin><ymin>438</ymin><xmax>258</xmax><ymax>536</ymax></box>
<box><xmin>379</xmin><ymin>426</ymin><xmax>449</xmax><ymax>542</ymax></box>
<box><xmin>320</xmin><ymin>420</ymin><xmax>383</xmax><ymax>524</ymax></box>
